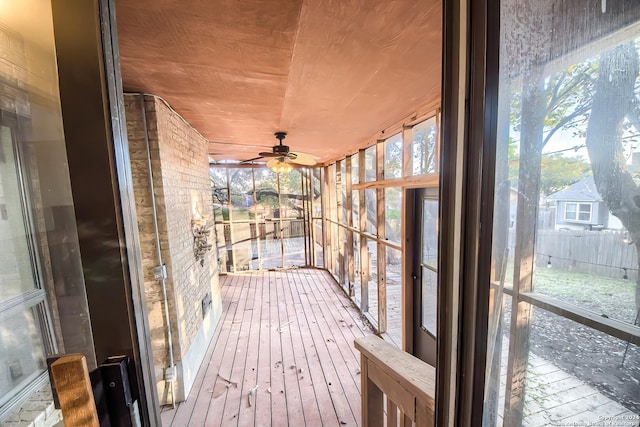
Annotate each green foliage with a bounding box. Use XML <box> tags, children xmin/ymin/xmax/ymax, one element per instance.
<box><xmin>412</xmin><ymin>125</ymin><xmax>437</xmax><ymax>174</ymax></box>
<box><xmin>541</xmin><ymin>154</ymin><xmax>592</xmax><ymax>195</ymax></box>
<box><xmin>508</xmin><ymin>152</ymin><xmax>591</xmax><ymax>195</ymax></box>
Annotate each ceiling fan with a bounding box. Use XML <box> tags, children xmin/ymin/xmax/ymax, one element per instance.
<box><xmin>246</xmin><ymin>132</ymin><xmax>317</xmax><ymax>170</ymax></box>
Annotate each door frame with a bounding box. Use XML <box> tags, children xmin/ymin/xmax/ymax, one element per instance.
<box><xmin>404</xmin><ymin>187</ymin><xmax>440</xmax><ymax>365</ymax></box>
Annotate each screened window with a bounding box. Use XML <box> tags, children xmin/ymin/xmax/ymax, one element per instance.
<box><xmin>351</xmin><ymin>154</ymin><xmax>359</xmax><ymax>185</ymax></box>
<box><xmin>364</xmin><ymin>146</ymin><xmax>376</xmax><ymax>182</ymax></box>
<box><xmin>484</xmin><ymin>2</ymin><xmax>640</xmax><ymax>425</ymax></box>
<box><xmin>412</xmin><ymin>117</ymin><xmax>438</xmax><ymax>175</ymax></box>
<box><xmin>383</xmin><ymin>133</ymin><xmax>402</xmax><ymax>179</ymax></box>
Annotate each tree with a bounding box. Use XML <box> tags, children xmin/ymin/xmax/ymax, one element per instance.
<box><xmin>585</xmin><ymin>42</ymin><xmax>640</xmax><ymax>310</ymax></box>
<box><xmin>540</xmin><ymin>154</ymin><xmax>592</xmax><ymax>195</ymax></box>
<box><xmin>509</xmin><ymin>151</ymin><xmax>592</xmax><ymax>195</ymax></box>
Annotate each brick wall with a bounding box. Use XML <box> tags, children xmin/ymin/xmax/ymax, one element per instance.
<box><xmin>124</xmin><ymin>94</ymin><xmax>222</xmax><ymax>404</ymax></box>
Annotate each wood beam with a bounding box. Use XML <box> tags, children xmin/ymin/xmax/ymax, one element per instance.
<box><xmin>346</xmin><ymin>156</ymin><xmax>355</xmax><ymax>293</ymax></box>
<box><xmin>336</xmin><ymin>160</ymin><xmax>346</xmax><ymax>285</ymax></box>
<box><xmin>352</xmin><ymin>174</ymin><xmax>438</xmax><ymax>190</ymax></box>
<box><xmin>322</xmin><ymin>166</ymin><xmax>330</xmax><ymax>271</ymax></box>
<box><xmin>359</xmin><ymin>149</ymin><xmax>369</xmax><ymax>312</ymax></box>
<box><xmin>402</xmin><ymin>126</ymin><xmax>413</xmax><ymax>178</ymax></box>
<box><xmin>377</xmin><ymin>140</ymin><xmax>387</xmax><ymax>332</ymax></box>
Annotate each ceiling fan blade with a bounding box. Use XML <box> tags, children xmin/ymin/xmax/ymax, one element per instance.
<box><xmin>288</xmin><ymin>152</ymin><xmax>317</xmax><ymax>166</ymax></box>
<box><xmin>259</xmin><ymin>152</ymin><xmax>281</xmax><ymax>157</ymax></box>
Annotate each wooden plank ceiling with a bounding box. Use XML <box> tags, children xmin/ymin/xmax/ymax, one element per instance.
<box><xmin>115</xmin><ymin>0</ymin><xmax>442</xmax><ymax>164</ymax></box>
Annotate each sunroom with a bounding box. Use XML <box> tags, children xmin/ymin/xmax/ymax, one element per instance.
<box><xmin>0</xmin><ymin>0</ymin><xmax>639</xmax><ymax>426</ymax></box>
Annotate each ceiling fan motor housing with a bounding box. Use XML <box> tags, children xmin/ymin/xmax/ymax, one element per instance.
<box><xmin>273</xmin><ymin>144</ymin><xmax>290</xmax><ymax>154</ymax></box>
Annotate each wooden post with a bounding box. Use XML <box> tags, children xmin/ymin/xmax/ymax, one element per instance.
<box><xmin>359</xmin><ymin>149</ymin><xmax>369</xmax><ymax>311</ymax></box>
<box><xmin>434</xmin><ymin>110</ymin><xmax>441</xmax><ymax>174</ymax></box>
<box><xmin>50</xmin><ymin>354</ymin><xmax>99</xmax><ymax>427</ymax></box>
<box><xmin>387</xmin><ymin>398</ymin><xmax>398</xmax><ymax>427</ymax></box>
<box><xmin>402</xmin><ymin>125</ymin><xmax>413</xmax><ymax>178</ymax></box>
<box><xmin>320</xmin><ymin>167</ymin><xmax>328</xmax><ymax>269</ymax></box>
<box><xmin>325</xmin><ymin>165</ymin><xmax>337</xmax><ymax>272</ymax></box>
<box><xmin>336</xmin><ymin>160</ymin><xmax>346</xmax><ymax>285</ymax></box>
<box><xmin>300</xmin><ymin>169</ymin><xmax>309</xmax><ymax>266</ymax></box>
<box><xmin>345</xmin><ymin>156</ymin><xmax>355</xmax><ymax>293</ymax></box>
<box><xmin>377</xmin><ymin>140</ymin><xmax>387</xmax><ymax>332</ymax></box>
<box><xmin>277</xmin><ymin>172</ymin><xmax>285</xmax><ymax>267</ymax></box>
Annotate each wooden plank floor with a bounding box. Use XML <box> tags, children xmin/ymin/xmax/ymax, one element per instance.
<box><xmin>161</xmin><ymin>268</ymin><xmax>372</xmax><ymax>427</ymax></box>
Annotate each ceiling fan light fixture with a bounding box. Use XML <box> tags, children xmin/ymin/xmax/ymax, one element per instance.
<box><xmin>270</xmin><ymin>160</ymin><xmax>293</xmax><ymax>174</ymax></box>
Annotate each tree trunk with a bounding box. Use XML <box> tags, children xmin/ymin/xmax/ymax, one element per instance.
<box><xmin>585</xmin><ymin>43</ymin><xmax>640</xmax><ymax>310</ymax></box>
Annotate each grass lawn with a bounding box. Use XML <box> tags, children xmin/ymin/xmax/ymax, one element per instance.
<box><xmin>505</xmin><ymin>263</ymin><xmax>638</xmax><ymax>325</ymax></box>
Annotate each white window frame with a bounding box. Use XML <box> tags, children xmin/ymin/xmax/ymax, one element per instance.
<box><xmin>564</xmin><ymin>202</ymin><xmax>592</xmax><ymax>222</ymax></box>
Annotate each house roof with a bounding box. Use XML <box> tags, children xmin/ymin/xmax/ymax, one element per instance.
<box><xmin>547</xmin><ymin>176</ymin><xmax>601</xmax><ymax>202</ymax></box>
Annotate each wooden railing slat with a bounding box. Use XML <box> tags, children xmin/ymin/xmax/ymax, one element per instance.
<box><xmin>387</xmin><ymin>398</ymin><xmax>398</xmax><ymax>427</ymax></box>
<box><xmin>367</xmin><ymin>361</ymin><xmax>415</xmax><ymax>420</ymax></box>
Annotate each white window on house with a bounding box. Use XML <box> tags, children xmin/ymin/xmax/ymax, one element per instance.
<box><xmin>564</xmin><ymin>202</ymin><xmax>592</xmax><ymax>222</ymax></box>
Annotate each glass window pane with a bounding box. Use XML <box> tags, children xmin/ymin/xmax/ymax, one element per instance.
<box><xmin>330</xmin><ymin>163</ymin><xmax>337</xmax><ymax>222</ymax></box>
<box><xmin>384</xmin><ymin>133</ymin><xmax>402</xmax><ymax>179</ymax></box>
<box><xmin>420</xmin><ymin>267</ymin><xmax>437</xmax><ymax>337</ymax></box>
<box><xmin>384</xmin><ymin>187</ymin><xmax>401</xmax><ymax>244</ymax></box>
<box><xmin>0</xmin><ymin>126</ymin><xmax>38</xmax><ymax>302</ymax></box>
<box><xmin>312</xmin><ymin>168</ymin><xmax>322</xmax><ymax>218</ymax></box>
<box><xmin>340</xmin><ymin>161</ymin><xmax>347</xmax><ymax>224</ymax></box>
<box><xmin>313</xmin><ymin>219</ymin><xmax>323</xmax><ymax>268</ymax></box>
<box><xmin>386</xmin><ymin>247</ymin><xmax>402</xmax><ymax>347</ymax></box>
<box><xmin>564</xmin><ymin>203</ymin><xmax>577</xmax><ymax>220</ymax></box>
<box><xmin>0</xmin><ymin>306</ymin><xmax>47</xmax><ymax>408</ymax></box>
<box><xmin>281</xmin><ymin>170</ymin><xmax>304</xmax><ymax>267</ymax></box>
<box><xmin>486</xmin><ymin>2</ymin><xmax>640</xmax><ymax>425</ymax></box>
<box><xmin>339</xmin><ymin>226</ymin><xmax>347</xmax><ymax>291</ymax></box>
<box><xmin>351</xmin><ymin>154</ymin><xmax>359</xmax><ymax>185</ymax></box>
<box><xmin>353</xmin><ymin>233</ymin><xmax>362</xmax><ymax>308</ymax></box>
<box><xmin>352</xmin><ymin>189</ymin><xmax>360</xmax><ymax>230</ymax></box>
<box><xmin>210</xmin><ymin>168</ymin><xmax>228</xmax><ymax>222</ymax></box>
<box><xmin>412</xmin><ymin>117</ymin><xmax>438</xmax><ymax>175</ymax></box>
<box><xmin>422</xmin><ymin>199</ymin><xmax>438</xmax><ymax>268</ymax></box>
<box><xmin>364</xmin><ymin>146</ymin><xmax>376</xmax><ymax>182</ymax></box>
<box><xmin>367</xmin><ymin>240</ymin><xmax>378</xmax><ymax>326</ymax></box>
<box><xmin>365</xmin><ymin>189</ymin><xmax>376</xmax><ymax>234</ymax></box>
<box><xmin>228</xmin><ymin>168</ymin><xmax>254</xmax><ymax>220</ymax></box>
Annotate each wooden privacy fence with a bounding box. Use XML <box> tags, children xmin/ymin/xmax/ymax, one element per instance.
<box><xmin>510</xmin><ymin>229</ymin><xmax>638</xmax><ymax>280</ymax></box>
<box><xmin>355</xmin><ymin>335</ymin><xmax>435</xmax><ymax>427</ymax></box>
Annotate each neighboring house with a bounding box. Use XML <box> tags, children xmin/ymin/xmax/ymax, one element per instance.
<box><xmin>547</xmin><ymin>176</ymin><xmax>624</xmax><ymax>230</ymax></box>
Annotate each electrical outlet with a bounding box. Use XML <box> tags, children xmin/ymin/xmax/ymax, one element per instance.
<box><xmin>154</xmin><ymin>265</ymin><xmax>167</xmax><ymax>280</ymax></box>
<box><xmin>164</xmin><ymin>365</ymin><xmax>176</xmax><ymax>382</ymax></box>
